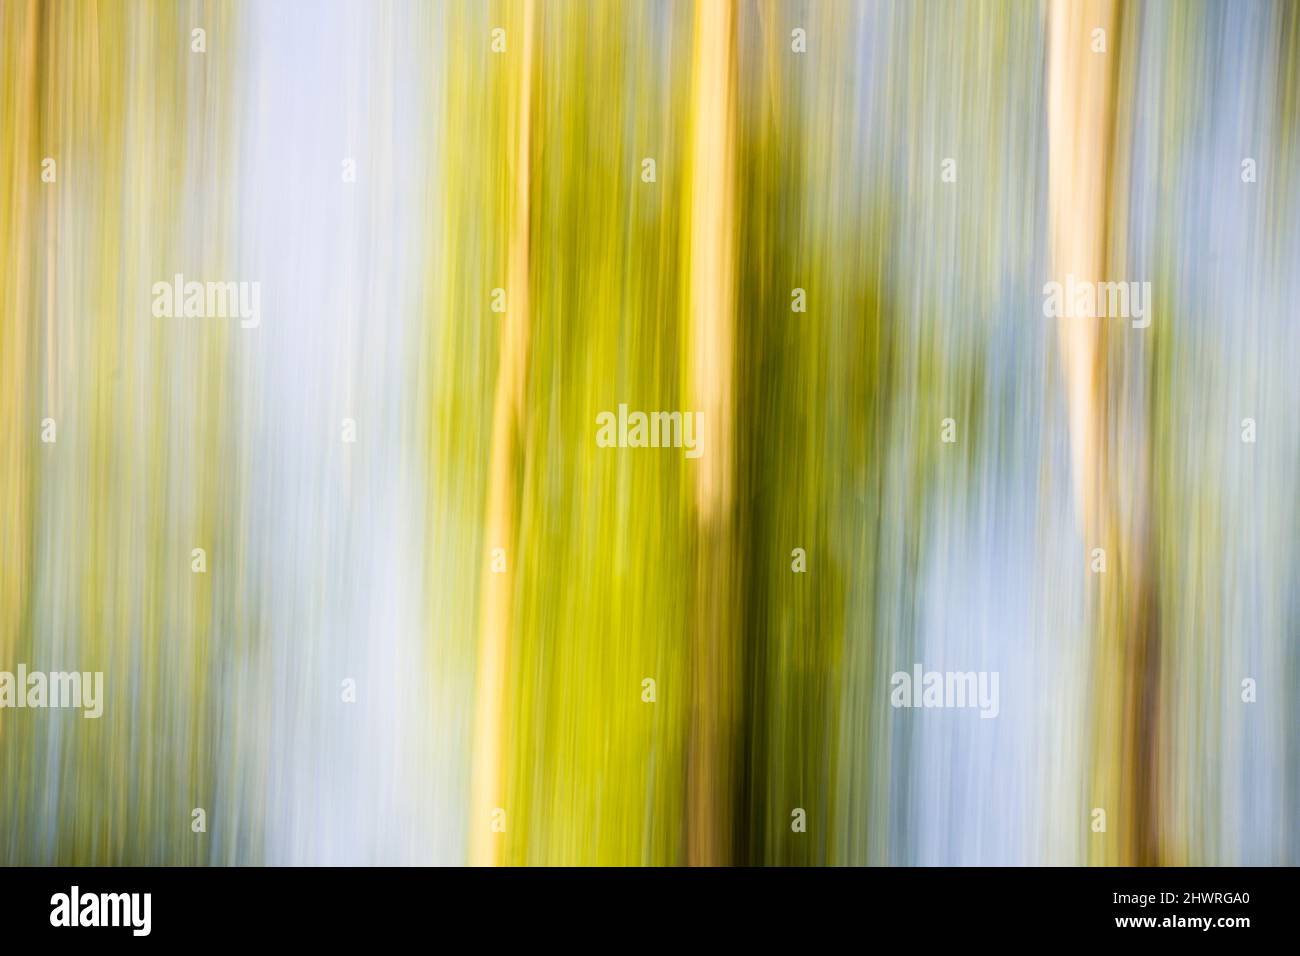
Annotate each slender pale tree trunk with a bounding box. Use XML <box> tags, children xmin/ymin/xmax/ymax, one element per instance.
<box><xmin>1048</xmin><ymin>0</ymin><xmax>1159</xmax><ymax>866</ymax></box>
<box><xmin>686</xmin><ymin>0</ymin><xmax>739</xmax><ymax>866</ymax></box>
<box><xmin>471</xmin><ymin>0</ymin><xmax>536</xmax><ymax>868</ymax></box>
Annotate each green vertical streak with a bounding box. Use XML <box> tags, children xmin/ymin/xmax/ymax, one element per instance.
<box><xmin>499</xmin><ymin>1</ymin><xmax>695</xmax><ymax>865</ymax></box>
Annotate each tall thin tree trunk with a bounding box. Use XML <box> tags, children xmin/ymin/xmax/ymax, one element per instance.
<box><xmin>686</xmin><ymin>0</ymin><xmax>739</xmax><ymax>867</ymax></box>
<box><xmin>471</xmin><ymin>0</ymin><xmax>536</xmax><ymax>868</ymax></box>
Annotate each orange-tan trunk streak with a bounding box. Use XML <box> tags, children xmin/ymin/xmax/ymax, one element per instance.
<box><xmin>686</xmin><ymin>0</ymin><xmax>739</xmax><ymax>866</ymax></box>
<box><xmin>1048</xmin><ymin>0</ymin><xmax>1159</xmax><ymax>865</ymax></box>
